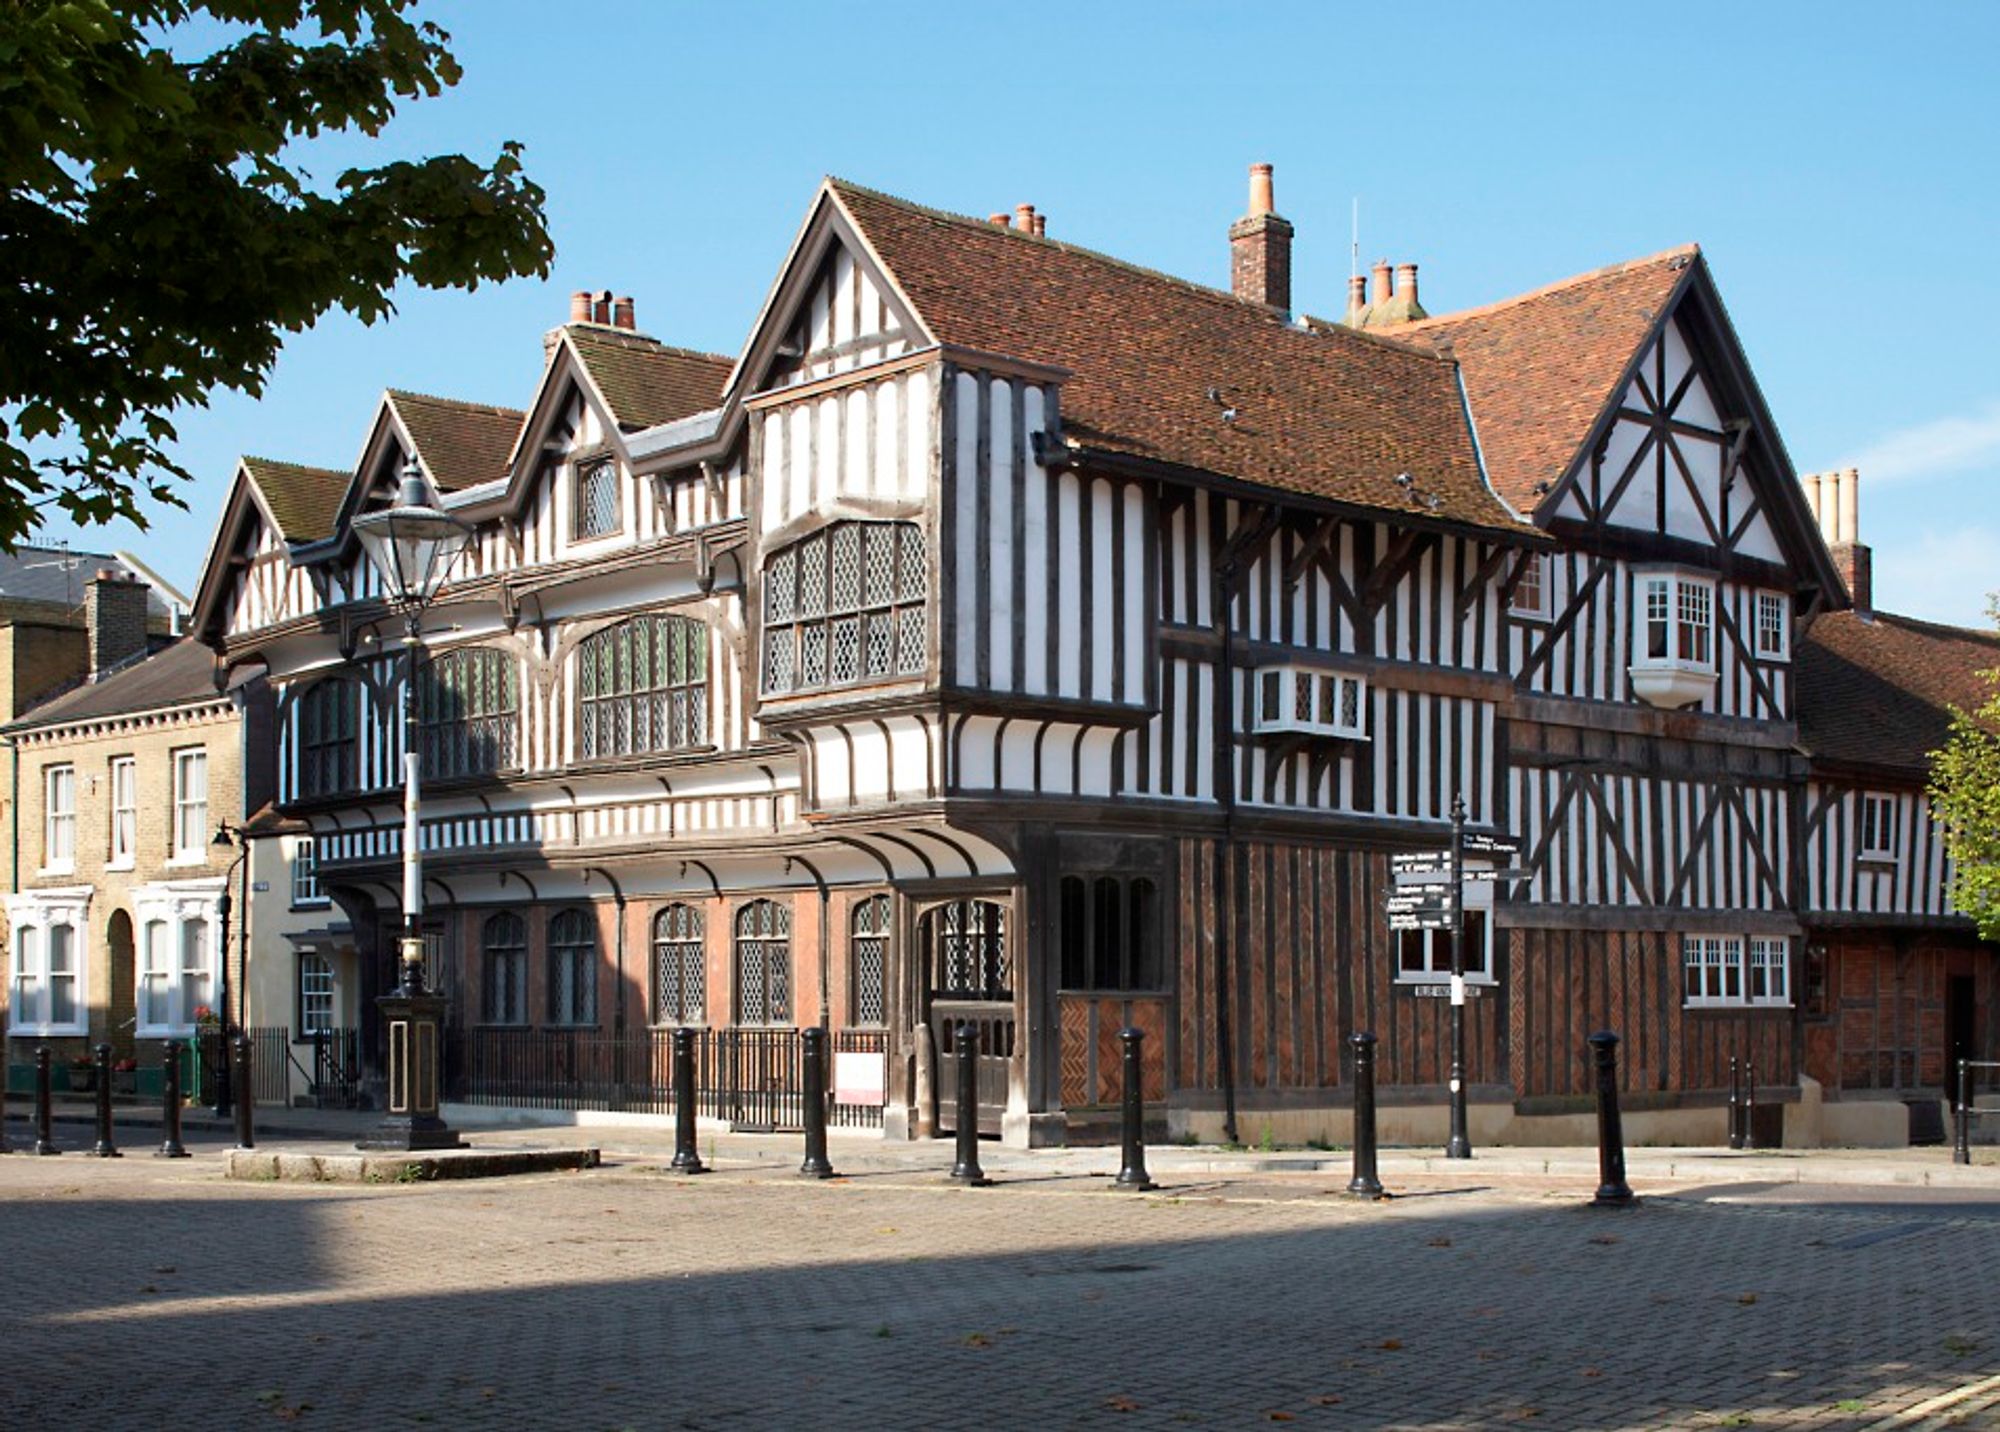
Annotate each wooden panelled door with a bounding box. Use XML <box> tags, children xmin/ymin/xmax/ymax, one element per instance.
<box><xmin>919</xmin><ymin>898</ymin><xmax>1013</xmax><ymax>1137</ymax></box>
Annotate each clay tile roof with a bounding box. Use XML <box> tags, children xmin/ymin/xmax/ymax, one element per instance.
<box><xmin>241</xmin><ymin>456</ymin><xmax>349</xmax><ymax>543</ymax></box>
<box><xmin>829</xmin><ymin>181</ymin><xmax>1531</xmax><ymax>535</ymax></box>
<box><xmin>4</xmin><ymin>637</ymin><xmax>226</xmax><ymax>733</ymax></box>
<box><xmin>387</xmin><ymin>391</ymin><xmax>526</xmax><ymax>492</ymax></box>
<box><xmin>1377</xmin><ymin>247</ymin><xmax>1698</xmax><ymax>511</ymax></box>
<box><xmin>564</xmin><ymin>327</ymin><xmax>732</xmax><ymax>432</ymax></box>
<box><xmin>1796</xmin><ymin>610</ymin><xmax>2000</xmax><ymax>776</ymax></box>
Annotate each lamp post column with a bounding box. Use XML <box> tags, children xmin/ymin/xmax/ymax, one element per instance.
<box><xmin>212</xmin><ymin>877</ymin><xmax>234</xmax><ymax>1117</ymax></box>
<box><xmin>1445</xmin><ymin>794</ymin><xmax>1472</xmax><ymax>1159</ymax></box>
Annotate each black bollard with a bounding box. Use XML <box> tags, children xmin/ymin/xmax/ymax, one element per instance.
<box><xmin>157</xmin><ymin>1040</ymin><xmax>189</xmax><ymax>1159</ymax></box>
<box><xmin>1588</xmin><ymin>1032</ymin><xmax>1634</xmax><ymax>1208</ymax></box>
<box><xmin>946</xmin><ymin>1021</ymin><xmax>991</xmax><ymax>1187</ymax></box>
<box><xmin>671</xmin><ymin>1027</ymin><xmax>705</xmax><ymax>1174</ymax></box>
<box><xmin>33</xmin><ymin>1047</ymin><xmax>57</xmax><ymax>1155</ymax></box>
<box><xmin>1743</xmin><ymin>1057</ymin><xmax>1757</xmax><ymax>1151</ymax></box>
<box><xmin>1727</xmin><ymin>1055</ymin><xmax>1744</xmax><ymax>1150</ymax></box>
<box><xmin>799</xmin><ymin>1026</ymin><xmax>836</xmax><ymax>1179</ymax></box>
<box><xmin>92</xmin><ymin>1044</ymin><xmax>120</xmax><ymax>1158</ymax></box>
<box><xmin>1113</xmin><ymin>1027</ymin><xmax>1157</xmax><ymax>1191</ymax></box>
<box><xmin>1347</xmin><ymin>1031</ymin><xmax>1385</xmax><ymax>1198</ymax></box>
<box><xmin>231</xmin><ymin>1036</ymin><xmax>254</xmax><ymax>1150</ymax></box>
<box><xmin>1956</xmin><ymin>1057</ymin><xmax>1972</xmax><ymax>1167</ymax></box>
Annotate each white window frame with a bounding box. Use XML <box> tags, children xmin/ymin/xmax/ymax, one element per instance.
<box><xmin>1753</xmin><ymin>591</ymin><xmax>1790</xmax><ymax>661</ymax></box>
<box><xmin>170</xmin><ymin>747</ymin><xmax>208</xmax><ymax>864</ymax></box>
<box><xmin>1510</xmin><ymin>552</ymin><xmax>1552</xmax><ymax>621</ymax></box>
<box><xmin>292</xmin><ymin>836</ymin><xmax>327</xmax><ymax>907</ymax></box>
<box><xmin>298</xmin><ymin>952</ymin><xmax>336</xmax><ymax>1036</ymax></box>
<box><xmin>43</xmin><ymin>764</ymin><xmax>76</xmax><ymax>875</ymax></box>
<box><xmin>1682</xmin><ymin>934</ymin><xmax>1792</xmax><ymax>1009</ymax></box>
<box><xmin>6</xmin><ymin>890</ymin><xmax>92</xmax><ymax>1037</ymax></box>
<box><xmin>131</xmin><ymin>882</ymin><xmax>223</xmax><ymax>1037</ymax></box>
<box><xmin>108</xmin><ymin>756</ymin><xmax>137</xmax><ymax>869</ymax></box>
<box><xmin>1630</xmin><ymin>568</ymin><xmax>1719</xmax><ymax>709</ymax></box>
<box><xmin>1251</xmin><ymin>665</ymin><xmax>1370</xmax><ymax>741</ymax></box>
<box><xmin>1859</xmin><ymin>792</ymin><xmax>1899</xmax><ymax>861</ymax></box>
<box><xmin>1393</xmin><ymin>878</ymin><xmax>1497</xmax><ymax>986</ymax></box>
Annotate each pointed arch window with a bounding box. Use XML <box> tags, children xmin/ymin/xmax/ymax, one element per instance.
<box><xmin>734</xmin><ymin>899</ymin><xmax>791</xmax><ymax>1026</ymax></box>
<box><xmin>762</xmin><ymin>520</ymin><xmax>926</xmax><ymax>695</ymax></box>
<box><xmin>850</xmin><ymin>894</ymin><xmax>890</xmax><ymax>1027</ymax></box>
<box><xmin>299</xmin><ymin>679</ymin><xmax>359</xmax><ymax>798</ymax></box>
<box><xmin>576</xmin><ymin>615</ymin><xmax>709</xmax><ymax>759</ymax></box>
<box><xmin>546</xmin><ymin>908</ymin><xmax>597</xmax><ymax>1026</ymax></box>
<box><xmin>652</xmin><ymin>904</ymin><xmax>705</xmax><ymax>1026</ymax></box>
<box><xmin>418</xmin><ymin>647</ymin><xmax>519</xmax><ymax>779</ymax></box>
<box><xmin>482</xmin><ymin>912</ymin><xmax>527</xmax><ymax>1025</ymax></box>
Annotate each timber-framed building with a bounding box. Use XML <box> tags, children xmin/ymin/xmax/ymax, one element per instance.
<box><xmin>189</xmin><ymin>167</ymin><xmax>1996</xmax><ymax>1146</ymax></box>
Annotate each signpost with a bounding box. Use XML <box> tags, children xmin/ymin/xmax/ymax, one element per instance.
<box><xmin>1383</xmin><ymin>799</ymin><xmax>1523</xmax><ymax>1161</ymax></box>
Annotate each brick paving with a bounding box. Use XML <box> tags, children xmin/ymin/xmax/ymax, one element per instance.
<box><xmin>3</xmin><ymin>1141</ymin><xmax>1999</xmax><ymax>1430</ymax></box>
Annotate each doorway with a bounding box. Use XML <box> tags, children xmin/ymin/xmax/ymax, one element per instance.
<box><xmin>918</xmin><ymin>897</ymin><xmax>1013</xmax><ymax>1137</ymax></box>
<box><xmin>1946</xmin><ymin>974</ymin><xmax>1977</xmax><ymax>1094</ymax></box>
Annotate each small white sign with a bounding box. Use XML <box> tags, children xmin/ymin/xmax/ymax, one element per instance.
<box><xmin>834</xmin><ymin>1050</ymin><xmax>885</xmax><ymax>1107</ymax></box>
<box><xmin>1451</xmin><ymin>974</ymin><xmax>1467</xmax><ymax>1006</ymax></box>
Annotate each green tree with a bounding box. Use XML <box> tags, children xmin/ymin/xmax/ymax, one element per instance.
<box><xmin>1932</xmin><ymin>597</ymin><xmax>2000</xmax><ymax>940</ymax></box>
<box><xmin>0</xmin><ymin>0</ymin><xmax>553</xmax><ymax>545</ymax></box>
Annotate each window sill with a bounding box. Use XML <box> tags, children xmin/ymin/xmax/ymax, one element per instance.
<box><xmin>37</xmin><ymin>865</ymin><xmax>75</xmax><ymax>880</ymax></box>
<box><xmin>1683</xmin><ymin>1000</ymin><xmax>1792</xmax><ymax>1012</ymax></box>
<box><xmin>105</xmin><ymin>858</ymin><xmax>135</xmax><ymax>873</ymax></box>
<box><xmin>1628</xmin><ymin>661</ymin><xmax>1717</xmax><ymax>711</ymax></box>
<box><xmin>290</xmin><ymin>899</ymin><xmax>334</xmax><ymax>913</ymax></box>
<box><xmin>1394</xmin><ymin>975</ymin><xmax>1498</xmax><ymax>988</ymax></box>
<box><xmin>136</xmin><ymin>1025</ymin><xmax>196</xmax><ymax>1039</ymax></box>
<box><xmin>1856</xmin><ymin>853</ymin><xmax>1898</xmax><ymax>868</ymax></box>
<box><xmin>8</xmin><ymin>1026</ymin><xmax>87</xmax><ymax>1039</ymax></box>
<box><xmin>163</xmin><ymin>854</ymin><xmax>210</xmax><ymax>870</ymax></box>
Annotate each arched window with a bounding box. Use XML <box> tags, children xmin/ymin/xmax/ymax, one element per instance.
<box><xmin>299</xmin><ymin>680</ymin><xmax>358</xmax><ymax>798</ymax></box>
<box><xmin>482</xmin><ymin>912</ymin><xmax>527</xmax><ymax>1025</ymax></box>
<box><xmin>850</xmin><ymin>894</ymin><xmax>890</xmax><ymax>1027</ymax></box>
<box><xmin>1057</xmin><ymin>875</ymin><xmax>1161</xmax><ymax>992</ymax></box>
<box><xmin>418</xmin><ymin>647</ymin><xmax>519</xmax><ymax>779</ymax></box>
<box><xmin>652</xmin><ymin>904</ymin><xmax>705</xmax><ymax>1025</ymax></box>
<box><xmin>576</xmin><ymin>615</ymin><xmax>709</xmax><ymax>759</ymax></box>
<box><xmin>762</xmin><ymin>520</ymin><xmax>926</xmax><ymax>695</ymax></box>
<box><xmin>547</xmin><ymin>908</ymin><xmax>597</xmax><ymax>1026</ymax></box>
<box><xmin>734</xmin><ymin>900</ymin><xmax>791</xmax><ymax>1026</ymax></box>
<box><xmin>928</xmin><ymin>899</ymin><xmax>1009</xmax><ymax>1001</ymax></box>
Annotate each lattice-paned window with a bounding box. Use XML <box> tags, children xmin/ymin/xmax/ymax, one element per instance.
<box><xmin>850</xmin><ymin>895</ymin><xmax>890</xmax><ymax>1027</ymax></box>
<box><xmin>419</xmin><ymin>647</ymin><xmax>519</xmax><ymax>779</ymax></box>
<box><xmin>575</xmin><ymin>459</ymin><xmax>621</xmax><ymax>541</ymax></box>
<box><xmin>1754</xmin><ymin>591</ymin><xmax>1789</xmax><ymax>659</ymax></box>
<box><xmin>576</xmin><ymin>616</ymin><xmax>709</xmax><ymax>759</ymax></box>
<box><xmin>734</xmin><ymin>899</ymin><xmax>792</xmax><ymax>1026</ymax></box>
<box><xmin>930</xmin><ymin>898</ymin><xmax>1009</xmax><ymax>1000</ymax></box>
<box><xmin>1057</xmin><ymin>877</ymin><xmax>1162</xmax><ymax>992</ymax></box>
<box><xmin>762</xmin><ymin>520</ymin><xmax>926</xmax><ymax>695</ymax></box>
<box><xmin>299</xmin><ymin>680</ymin><xmax>359</xmax><ymax>798</ymax></box>
<box><xmin>546</xmin><ymin>908</ymin><xmax>597</xmax><ymax>1026</ymax></box>
<box><xmin>482</xmin><ymin>912</ymin><xmax>528</xmax><ymax>1025</ymax></box>
<box><xmin>1860</xmin><ymin>792</ymin><xmax>1899</xmax><ymax>859</ymax></box>
<box><xmin>652</xmin><ymin>904</ymin><xmax>705</xmax><ymax>1025</ymax></box>
<box><xmin>298</xmin><ymin>953</ymin><xmax>335</xmax><ymax>1035</ymax></box>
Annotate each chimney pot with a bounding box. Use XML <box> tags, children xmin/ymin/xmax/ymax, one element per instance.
<box><xmin>593</xmin><ymin>290</ymin><xmax>613</xmax><ymax>325</ymax></box>
<box><xmin>988</xmin><ymin>212</ymin><xmax>1009</xmax><ymax>227</ymax></box>
<box><xmin>1346</xmin><ymin>274</ymin><xmax>1369</xmax><ymax>326</ymax></box>
<box><xmin>613</xmin><ymin>295</ymin><xmax>636</xmax><ymax>331</ymax></box>
<box><xmin>1248</xmin><ymin>162</ymin><xmax>1274</xmax><ymax>218</ymax></box>
<box><xmin>1032</xmin><ymin>213</ymin><xmax>1046</xmax><ymax>238</ymax></box>
<box><xmin>1396</xmin><ymin>262</ymin><xmax>1419</xmax><ymax>310</ymax></box>
<box><xmin>1015</xmin><ymin>203</ymin><xmax>1036</xmax><ymax>232</ymax></box>
<box><xmin>1371</xmin><ymin>259</ymin><xmax>1393</xmax><ymax>306</ymax></box>
<box><xmin>569</xmin><ymin>290</ymin><xmax>592</xmax><ymax>324</ymax></box>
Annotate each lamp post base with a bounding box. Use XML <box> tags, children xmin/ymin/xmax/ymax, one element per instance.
<box><xmin>357</xmin><ymin>987</ymin><xmax>463</xmax><ymax>1153</ymax></box>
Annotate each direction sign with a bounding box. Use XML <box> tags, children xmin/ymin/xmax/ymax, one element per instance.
<box><xmin>1388</xmin><ymin>910</ymin><xmax>1456</xmax><ymax>932</ymax></box>
<box><xmin>1460</xmin><ymin>832</ymin><xmax>1521</xmax><ymax>858</ymax></box>
<box><xmin>1385</xmin><ymin>881</ymin><xmax>1450</xmax><ymax>900</ymax></box>
<box><xmin>1460</xmin><ymin>867</ymin><xmax>1532</xmax><ymax>883</ymax></box>
<box><xmin>1385</xmin><ymin>900</ymin><xmax>1451</xmax><ymax>919</ymax></box>
<box><xmin>1390</xmin><ymin>851</ymin><xmax>1447</xmax><ymax>873</ymax></box>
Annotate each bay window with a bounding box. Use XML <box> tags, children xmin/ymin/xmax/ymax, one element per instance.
<box><xmin>762</xmin><ymin>520</ymin><xmax>926</xmax><ymax>696</ymax></box>
<box><xmin>1630</xmin><ymin>569</ymin><xmax>1717</xmax><ymax>709</ymax></box>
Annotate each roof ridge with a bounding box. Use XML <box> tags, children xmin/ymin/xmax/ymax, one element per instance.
<box><xmin>242</xmin><ymin>454</ymin><xmax>347</xmax><ymax>477</ymax></box>
<box><xmin>564</xmin><ymin>327</ymin><xmax>733</xmax><ymax>367</ymax></box>
<box><xmin>1853</xmin><ymin>607</ymin><xmax>2000</xmax><ymax>647</ymax></box>
<box><xmin>386</xmin><ymin>388</ymin><xmax>526</xmax><ymax>419</ymax></box>
<box><xmin>1388</xmin><ymin>244</ymin><xmax>1701</xmax><ymax>334</ymax></box>
<box><xmin>825</xmin><ymin>176</ymin><xmax>1454</xmax><ymax>367</ymax></box>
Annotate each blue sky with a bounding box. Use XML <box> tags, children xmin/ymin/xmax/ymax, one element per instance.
<box><xmin>45</xmin><ymin>0</ymin><xmax>2000</xmax><ymax>626</ymax></box>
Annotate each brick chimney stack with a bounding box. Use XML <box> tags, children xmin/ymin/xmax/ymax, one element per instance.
<box><xmin>1228</xmin><ymin>162</ymin><xmax>1294</xmax><ymax>315</ymax></box>
<box><xmin>1802</xmin><ymin>467</ymin><xmax>1871</xmax><ymax>614</ymax></box>
<box><xmin>612</xmin><ymin>295</ymin><xmax>636</xmax><ymax>331</ymax></box>
<box><xmin>85</xmin><ymin>568</ymin><xmax>150</xmax><ymax>680</ymax></box>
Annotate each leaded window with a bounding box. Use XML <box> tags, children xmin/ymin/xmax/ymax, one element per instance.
<box><xmin>929</xmin><ymin>899</ymin><xmax>1009</xmax><ymax>1001</ymax></box>
<box><xmin>575</xmin><ymin>459</ymin><xmax>620</xmax><ymax>541</ymax></box>
<box><xmin>419</xmin><ymin>647</ymin><xmax>519</xmax><ymax>779</ymax></box>
<box><xmin>576</xmin><ymin>616</ymin><xmax>709</xmax><ymax>759</ymax></box>
<box><xmin>762</xmin><ymin>520</ymin><xmax>926</xmax><ymax>695</ymax></box>
<box><xmin>299</xmin><ymin>680</ymin><xmax>359</xmax><ymax>798</ymax></box>
<box><xmin>482</xmin><ymin>912</ymin><xmax>528</xmax><ymax>1025</ymax></box>
<box><xmin>653</xmin><ymin>904</ymin><xmax>705</xmax><ymax>1025</ymax></box>
<box><xmin>735</xmin><ymin>899</ymin><xmax>791</xmax><ymax>1026</ymax></box>
<box><xmin>546</xmin><ymin>908</ymin><xmax>597</xmax><ymax>1026</ymax></box>
<box><xmin>850</xmin><ymin>895</ymin><xmax>890</xmax><ymax>1027</ymax></box>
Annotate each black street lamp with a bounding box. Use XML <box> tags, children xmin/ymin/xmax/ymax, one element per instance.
<box><xmin>352</xmin><ymin>459</ymin><xmax>473</xmax><ymax>1153</ymax></box>
<box><xmin>210</xmin><ymin>823</ymin><xmax>250</xmax><ymax>1117</ymax></box>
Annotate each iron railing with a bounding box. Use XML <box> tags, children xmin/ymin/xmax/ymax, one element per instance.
<box><xmin>447</xmin><ymin>1025</ymin><xmax>888</xmax><ymax>1131</ymax></box>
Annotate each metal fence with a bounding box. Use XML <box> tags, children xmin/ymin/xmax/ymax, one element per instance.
<box><xmin>449</xmin><ymin>1026</ymin><xmax>888</xmax><ymax>1131</ymax></box>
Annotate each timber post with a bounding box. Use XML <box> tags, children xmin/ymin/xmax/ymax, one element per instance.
<box><xmin>231</xmin><ymin>1036</ymin><xmax>254</xmax><ymax>1150</ymax></box>
<box><xmin>92</xmin><ymin>1044</ymin><xmax>120</xmax><ymax>1158</ymax></box>
<box><xmin>671</xmin><ymin>1027</ymin><xmax>705</xmax><ymax>1174</ymax></box>
<box><xmin>1113</xmin><ymin>1027</ymin><xmax>1156</xmax><ymax>1192</ymax></box>
<box><xmin>1956</xmin><ymin>1058</ymin><xmax>1972</xmax><ymax>1167</ymax></box>
<box><xmin>33</xmin><ymin>1047</ymin><xmax>57</xmax><ymax>1155</ymax></box>
<box><xmin>1347</xmin><ymin>1030</ymin><xmax>1385</xmax><ymax>1198</ymax></box>
<box><xmin>1728</xmin><ymin>1056</ymin><xmax>1744</xmax><ymax>1150</ymax></box>
<box><xmin>157</xmin><ymin>1040</ymin><xmax>189</xmax><ymax>1159</ymax></box>
<box><xmin>947</xmin><ymin>1021</ymin><xmax>991</xmax><ymax>1186</ymax></box>
<box><xmin>799</xmin><ymin>1026</ymin><xmax>835</xmax><ymax>1179</ymax></box>
<box><xmin>1588</xmin><ymin>1032</ymin><xmax>1635</xmax><ymax>1207</ymax></box>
